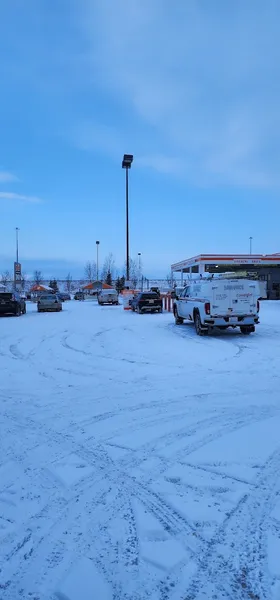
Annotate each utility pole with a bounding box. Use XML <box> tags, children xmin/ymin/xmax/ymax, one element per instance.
<box><xmin>249</xmin><ymin>236</ymin><xmax>253</xmax><ymax>255</ymax></box>
<box><xmin>96</xmin><ymin>240</ymin><xmax>100</xmax><ymax>280</ymax></box>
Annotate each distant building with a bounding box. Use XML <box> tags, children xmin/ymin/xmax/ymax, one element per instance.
<box><xmin>171</xmin><ymin>254</ymin><xmax>280</xmax><ymax>299</ymax></box>
<box><xmin>81</xmin><ymin>281</ymin><xmax>114</xmax><ymax>295</ymax></box>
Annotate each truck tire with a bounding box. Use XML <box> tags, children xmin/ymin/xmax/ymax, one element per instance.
<box><xmin>194</xmin><ymin>311</ymin><xmax>207</xmax><ymax>336</ymax></box>
<box><xmin>15</xmin><ymin>305</ymin><xmax>21</xmax><ymax>317</ymax></box>
<box><xmin>174</xmin><ymin>307</ymin><xmax>183</xmax><ymax>325</ymax></box>
<box><xmin>137</xmin><ymin>306</ymin><xmax>142</xmax><ymax>314</ymax></box>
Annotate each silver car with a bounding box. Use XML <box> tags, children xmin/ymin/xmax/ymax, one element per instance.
<box><xmin>98</xmin><ymin>289</ymin><xmax>119</xmax><ymax>305</ymax></box>
<box><xmin>37</xmin><ymin>294</ymin><xmax>62</xmax><ymax>313</ymax></box>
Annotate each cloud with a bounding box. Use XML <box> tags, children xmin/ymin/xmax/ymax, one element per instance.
<box><xmin>0</xmin><ymin>192</ymin><xmax>43</xmax><ymax>204</ymax></box>
<box><xmin>80</xmin><ymin>0</ymin><xmax>280</xmax><ymax>188</ymax></box>
<box><xmin>72</xmin><ymin>121</ymin><xmax>125</xmax><ymax>157</ymax></box>
<box><xmin>0</xmin><ymin>171</ymin><xmax>18</xmax><ymax>183</ymax></box>
<box><xmin>137</xmin><ymin>155</ymin><xmax>185</xmax><ymax>176</ymax></box>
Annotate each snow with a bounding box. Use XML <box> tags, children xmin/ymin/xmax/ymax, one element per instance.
<box><xmin>56</xmin><ymin>557</ymin><xmax>113</xmax><ymax>600</ymax></box>
<box><xmin>0</xmin><ymin>299</ymin><xmax>280</xmax><ymax>599</ymax></box>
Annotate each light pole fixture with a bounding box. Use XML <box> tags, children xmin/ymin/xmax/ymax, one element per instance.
<box><xmin>96</xmin><ymin>240</ymin><xmax>100</xmax><ymax>280</ymax></box>
<box><xmin>249</xmin><ymin>236</ymin><xmax>253</xmax><ymax>255</ymax></box>
<box><xmin>138</xmin><ymin>252</ymin><xmax>141</xmax><ymax>269</ymax></box>
<box><xmin>122</xmin><ymin>154</ymin><xmax>133</xmax><ymax>282</ymax></box>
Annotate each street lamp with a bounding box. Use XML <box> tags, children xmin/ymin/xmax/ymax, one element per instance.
<box><xmin>138</xmin><ymin>252</ymin><xmax>141</xmax><ymax>270</ymax></box>
<box><xmin>96</xmin><ymin>240</ymin><xmax>100</xmax><ymax>280</ymax></box>
<box><xmin>122</xmin><ymin>154</ymin><xmax>134</xmax><ymax>282</ymax></box>
<box><xmin>16</xmin><ymin>227</ymin><xmax>19</xmax><ymax>263</ymax></box>
<box><xmin>249</xmin><ymin>236</ymin><xmax>253</xmax><ymax>255</ymax></box>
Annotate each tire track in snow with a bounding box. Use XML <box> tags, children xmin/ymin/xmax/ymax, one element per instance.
<box><xmin>1</xmin><ymin>406</ymin><xmax>279</xmax><ymax>600</ymax></box>
<box><xmin>61</xmin><ymin>333</ymin><xmax>152</xmax><ymax>366</ymax></box>
<box><xmin>159</xmin><ymin>447</ymin><xmax>280</xmax><ymax>600</ymax></box>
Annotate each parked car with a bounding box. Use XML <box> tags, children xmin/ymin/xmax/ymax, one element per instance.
<box><xmin>37</xmin><ymin>294</ymin><xmax>62</xmax><ymax>313</ymax></box>
<box><xmin>74</xmin><ymin>292</ymin><xmax>85</xmax><ymax>301</ymax></box>
<box><xmin>98</xmin><ymin>289</ymin><xmax>119</xmax><ymax>305</ymax></box>
<box><xmin>131</xmin><ymin>292</ymin><xmax>163</xmax><ymax>314</ymax></box>
<box><xmin>58</xmin><ymin>292</ymin><xmax>71</xmax><ymax>302</ymax></box>
<box><xmin>0</xmin><ymin>292</ymin><xmax>26</xmax><ymax>316</ymax></box>
<box><xmin>173</xmin><ymin>277</ymin><xmax>260</xmax><ymax>335</ymax></box>
<box><xmin>150</xmin><ymin>287</ymin><xmax>161</xmax><ymax>296</ymax></box>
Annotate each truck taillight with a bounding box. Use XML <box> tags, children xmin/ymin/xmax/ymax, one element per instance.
<box><xmin>257</xmin><ymin>300</ymin><xmax>260</xmax><ymax>312</ymax></box>
<box><xmin>205</xmin><ymin>302</ymin><xmax>211</xmax><ymax>315</ymax></box>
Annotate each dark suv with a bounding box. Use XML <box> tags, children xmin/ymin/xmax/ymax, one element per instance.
<box><xmin>131</xmin><ymin>292</ymin><xmax>163</xmax><ymax>314</ymax></box>
<box><xmin>0</xmin><ymin>292</ymin><xmax>26</xmax><ymax>316</ymax></box>
<box><xmin>74</xmin><ymin>292</ymin><xmax>85</xmax><ymax>301</ymax></box>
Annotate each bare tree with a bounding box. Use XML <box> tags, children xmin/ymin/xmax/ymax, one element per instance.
<box><xmin>34</xmin><ymin>270</ymin><xmax>43</xmax><ymax>285</ymax></box>
<box><xmin>1</xmin><ymin>270</ymin><xmax>11</xmax><ymax>286</ymax></box>
<box><xmin>166</xmin><ymin>271</ymin><xmax>173</xmax><ymax>287</ymax></box>
<box><xmin>84</xmin><ymin>261</ymin><xmax>97</xmax><ymax>282</ymax></box>
<box><xmin>21</xmin><ymin>272</ymin><xmax>27</xmax><ymax>291</ymax></box>
<box><xmin>101</xmin><ymin>253</ymin><xmax>115</xmax><ymax>282</ymax></box>
<box><xmin>129</xmin><ymin>258</ymin><xmax>138</xmax><ymax>288</ymax></box>
<box><xmin>65</xmin><ymin>272</ymin><xmax>73</xmax><ymax>292</ymax></box>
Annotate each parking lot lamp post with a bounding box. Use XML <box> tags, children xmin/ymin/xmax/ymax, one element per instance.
<box><xmin>96</xmin><ymin>240</ymin><xmax>100</xmax><ymax>280</ymax></box>
<box><xmin>122</xmin><ymin>154</ymin><xmax>134</xmax><ymax>282</ymax></box>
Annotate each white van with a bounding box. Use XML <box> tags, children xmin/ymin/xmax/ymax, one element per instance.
<box><xmin>173</xmin><ymin>277</ymin><xmax>260</xmax><ymax>335</ymax></box>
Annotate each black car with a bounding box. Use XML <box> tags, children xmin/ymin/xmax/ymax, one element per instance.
<box><xmin>131</xmin><ymin>292</ymin><xmax>163</xmax><ymax>314</ymax></box>
<box><xmin>58</xmin><ymin>292</ymin><xmax>71</xmax><ymax>302</ymax></box>
<box><xmin>74</xmin><ymin>292</ymin><xmax>85</xmax><ymax>301</ymax></box>
<box><xmin>0</xmin><ymin>292</ymin><xmax>26</xmax><ymax>316</ymax></box>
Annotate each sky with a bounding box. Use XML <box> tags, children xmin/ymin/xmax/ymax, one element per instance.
<box><xmin>0</xmin><ymin>0</ymin><xmax>280</xmax><ymax>279</ymax></box>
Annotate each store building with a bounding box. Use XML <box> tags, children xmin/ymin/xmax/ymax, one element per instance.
<box><xmin>171</xmin><ymin>254</ymin><xmax>280</xmax><ymax>299</ymax></box>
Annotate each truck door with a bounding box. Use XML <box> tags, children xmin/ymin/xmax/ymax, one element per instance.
<box><xmin>179</xmin><ymin>286</ymin><xmax>190</xmax><ymax>318</ymax></box>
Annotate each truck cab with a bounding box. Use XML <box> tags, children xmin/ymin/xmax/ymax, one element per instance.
<box><xmin>173</xmin><ymin>277</ymin><xmax>260</xmax><ymax>335</ymax></box>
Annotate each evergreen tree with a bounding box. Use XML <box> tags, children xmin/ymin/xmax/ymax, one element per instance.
<box><xmin>115</xmin><ymin>275</ymin><xmax>126</xmax><ymax>293</ymax></box>
<box><xmin>115</xmin><ymin>275</ymin><xmax>126</xmax><ymax>292</ymax></box>
<box><xmin>49</xmin><ymin>279</ymin><xmax>58</xmax><ymax>292</ymax></box>
<box><xmin>105</xmin><ymin>271</ymin><xmax>112</xmax><ymax>286</ymax></box>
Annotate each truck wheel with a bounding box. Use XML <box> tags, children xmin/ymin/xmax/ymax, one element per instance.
<box><xmin>15</xmin><ymin>305</ymin><xmax>21</xmax><ymax>317</ymax></box>
<box><xmin>195</xmin><ymin>311</ymin><xmax>207</xmax><ymax>336</ymax></box>
<box><xmin>137</xmin><ymin>306</ymin><xmax>142</xmax><ymax>314</ymax></box>
<box><xmin>174</xmin><ymin>307</ymin><xmax>183</xmax><ymax>325</ymax></box>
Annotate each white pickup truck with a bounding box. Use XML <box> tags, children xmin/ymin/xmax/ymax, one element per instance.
<box><xmin>173</xmin><ymin>277</ymin><xmax>260</xmax><ymax>335</ymax></box>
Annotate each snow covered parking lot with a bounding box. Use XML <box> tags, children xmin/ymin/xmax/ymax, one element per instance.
<box><xmin>1</xmin><ymin>300</ymin><xmax>280</xmax><ymax>600</ymax></box>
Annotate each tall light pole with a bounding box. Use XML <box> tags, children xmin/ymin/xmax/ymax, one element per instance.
<box><xmin>138</xmin><ymin>252</ymin><xmax>141</xmax><ymax>270</ymax></box>
<box><xmin>122</xmin><ymin>154</ymin><xmax>133</xmax><ymax>282</ymax></box>
<box><xmin>96</xmin><ymin>240</ymin><xmax>100</xmax><ymax>280</ymax></box>
<box><xmin>16</xmin><ymin>227</ymin><xmax>19</xmax><ymax>263</ymax></box>
<box><xmin>249</xmin><ymin>236</ymin><xmax>253</xmax><ymax>255</ymax></box>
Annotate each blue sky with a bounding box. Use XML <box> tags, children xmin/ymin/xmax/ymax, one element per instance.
<box><xmin>0</xmin><ymin>0</ymin><xmax>279</xmax><ymax>279</ymax></box>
